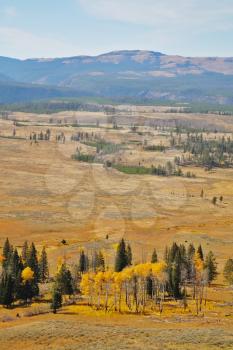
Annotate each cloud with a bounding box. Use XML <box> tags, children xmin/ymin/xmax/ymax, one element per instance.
<box><xmin>0</xmin><ymin>27</ymin><xmax>81</xmax><ymax>58</ymax></box>
<box><xmin>3</xmin><ymin>6</ymin><xmax>18</xmax><ymax>17</ymax></box>
<box><xmin>78</xmin><ymin>0</ymin><xmax>233</xmax><ymax>32</ymax></box>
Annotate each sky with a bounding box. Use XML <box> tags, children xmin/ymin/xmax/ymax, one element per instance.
<box><xmin>0</xmin><ymin>0</ymin><xmax>233</xmax><ymax>59</ymax></box>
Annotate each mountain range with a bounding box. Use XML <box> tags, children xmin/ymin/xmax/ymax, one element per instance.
<box><xmin>1</xmin><ymin>50</ymin><xmax>233</xmax><ymax>104</ymax></box>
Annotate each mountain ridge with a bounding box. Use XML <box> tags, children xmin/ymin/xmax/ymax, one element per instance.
<box><xmin>1</xmin><ymin>50</ymin><xmax>233</xmax><ymax>104</ymax></box>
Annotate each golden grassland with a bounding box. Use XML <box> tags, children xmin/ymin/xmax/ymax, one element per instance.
<box><xmin>0</xmin><ymin>294</ymin><xmax>233</xmax><ymax>350</ymax></box>
<box><xmin>0</xmin><ymin>108</ymin><xmax>233</xmax><ymax>349</ymax></box>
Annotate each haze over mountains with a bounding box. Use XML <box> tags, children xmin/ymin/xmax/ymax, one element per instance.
<box><xmin>1</xmin><ymin>50</ymin><xmax>233</xmax><ymax>104</ymax></box>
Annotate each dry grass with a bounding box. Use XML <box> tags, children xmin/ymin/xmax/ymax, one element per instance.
<box><xmin>0</xmin><ymin>108</ymin><xmax>233</xmax><ymax>348</ymax></box>
<box><xmin>0</xmin><ymin>311</ymin><xmax>233</xmax><ymax>350</ymax></box>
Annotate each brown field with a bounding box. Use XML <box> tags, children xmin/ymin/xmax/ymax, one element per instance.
<box><xmin>0</xmin><ymin>107</ymin><xmax>233</xmax><ymax>349</ymax></box>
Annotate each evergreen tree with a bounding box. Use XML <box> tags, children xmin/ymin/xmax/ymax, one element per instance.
<box><xmin>169</xmin><ymin>242</ymin><xmax>179</xmax><ymax>263</ymax></box>
<box><xmin>2</xmin><ymin>238</ymin><xmax>13</xmax><ymax>273</ymax></box>
<box><xmin>20</xmin><ymin>280</ymin><xmax>39</xmax><ymax>303</ymax></box>
<box><xmin>27</xmin><ymin>243</ymin><xmax>39</xmax><ymax>282</ymax></box>
<box><xmin>126</xmin><ymin>244</ymin><xmax>132</xmax><ymax>266</ymax></box>
<box><xmin>223</xmin><ymin>259</ymin><xmax>233</xmax><ymax>285</ymax></box>
<box><xmin>197</xmin><ymin>245</ymin><xmax>204</xmax><ymax>261</ymax></box>
<box><xmin>171</xmin><ymin>253</ymin><xmax>182</xmax><ymax>299</ymax></box>
<box><xmin>56</xmin><ymin>264</ymin><xmax>74</xmax><ymax>296</ymax></box>
<box><xmin>9</xmin><ymin>248</ymin><xmax>23</xmax><ymax>279</ymax></box>
<box><xmin>21</xmin><ymin>241</ymin><xmax>29</xmax><ymax>265</ymax></box>
<box><xmin>204</xmin><ymin>251</ymin><xmax>218</xmax><ymax>284</ymax></box>
<box><xmin>151</xmin><ymin>249</ymin><xmax>158</xmax><ymax>263</ymax></box>
<box><xmin>0</xmin><ymin>274</ymin><xmax>14</xmax><ymax>308</ymax></box>
<box><xmin>39</xmin><ymin>247</ymin><xmax>49</xmax><ymax>283</ymax></box>
<box><xmin>179</xmin><ymin>244</ymin><xmax>187</xmax><ymax>262</ymax></box>
<box><xmin>79</xmin><ymin>250</ymin><xmax>88</xmax><ymax>273</ymax></box>
<box><xmin>20</xmin><ymin>266</ymin><xmax>39</xmax><ymax>303</ymax></box>
<box><xmin>164</xmin><ymin>246</ymin><xmax>169</xmax><ymax>263</ymax></box>
<box><xmin>14</xmin><ymin>271</ymin><xmax>23</xmax><ymax>301</ymax></box>
<box><xmin>187</xmin><ymin>243</ymin><xmax>196</xmax><ymax>281</ymax></box>
<box><xmin>187</xmin><ymin>244</ymin><xmax>195</xmax><ymax>259</ymax></box>
<box><xmin>2</xmin><ymin>238</ymin><xmax>11</xmax><ymax>260</ymax></box>
<box><xmin>115</xmin><ymin>239</ymin><xmax>128</xmax><ymax>272</ymax></box>
<box><xmin>51</xmin><ymin>284</ymin><xmax>62</xmax><ymax>314</ymax></box>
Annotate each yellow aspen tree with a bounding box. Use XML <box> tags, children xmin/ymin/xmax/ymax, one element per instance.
<box><xmin>193</xmin><ymin>252</ymin><xmax>204</xmax><ymax>314</ymax></box>
<box><xmin>21</xmin><ymin>267</ymin><xmax>34</xmax><ymax>282</ymax></box>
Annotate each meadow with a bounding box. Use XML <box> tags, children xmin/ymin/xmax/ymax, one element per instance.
<box><xmin>0</xmin><ymin>106</ymin><xmax>233</xmax><ymax>349</ymax></box>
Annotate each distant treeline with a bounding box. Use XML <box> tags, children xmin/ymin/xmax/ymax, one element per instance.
<box><xmin>174</xmin><ymin>133</ymin><xmax>233</xmax><ymax>169</ymax></box>
<box><xmin>1</xmin><ymin>98</ymin><xmax>233</xmax><ymax>115</ymax></box>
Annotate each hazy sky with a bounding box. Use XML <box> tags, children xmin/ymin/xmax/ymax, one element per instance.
<box><xmin>0</xmin><ymin>0</ymin><xmax>233</xmax><ymax>58</ymax></box>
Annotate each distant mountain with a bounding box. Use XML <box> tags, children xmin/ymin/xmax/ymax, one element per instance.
<box><xmin>1</xmin><ymin>50</ymin><xmax>233</xmax><ymax>104</ymax></box>
<box><xmin>0</xmin><ymin>81</ymin><xmax>84</xmax><ymax>104</ymax></box>
<box><xmin>0</xmin><ymin>72</ymin><xmax>13</xmax><ymax>82</ymax></box>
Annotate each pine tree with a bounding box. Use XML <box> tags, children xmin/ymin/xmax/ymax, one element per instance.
<box><xmin>169</xmin><ymin>242</ymin><xmax>179</xmax><ymax>263</ymax></box>
<box><xmin>126</xmin><ymin>244</ymin><xmax>132</xmax><ymax>266</ymax></box>
<box><xmin>27</xmin><ymin>243</ymin><xmax>39</xmax><ymax>282</ymax></box>
<box><xmin>151</xmin><ymin>249</ymin><xmax>158</xmax><ymax>263</ymax></box>
<box><xmin>20</xmin><ymin>267</ymin><xmax>39</xmax><ymax>303</ymax></box>
<box><xmin>187</xmin><ymin>243</ymin><xmax>196</xmax><ymax>281</ymax></box>
<box><xmin>20</xmin><ymin>280</ymin><xmax>39</xmax><ymax>303</ymax></box>
<box><xmin>39</xmin><ymin>247</ymin><xmax>49</xmax><ymax>283</ymax></box>
<box><xmin>179</xmin><ymin>244</ymin><xmax>187</xmax><ymax>262</ymax></box>
<box><xmin>79</xmin><ymin>250</ymin><xmax>87</xmax><ymax>273</ymax></box>
<box><xmin>9</xmin><ymin>248</ymin><xmax>23</xmax><ymax>279</ymax></box>
<box><xmin>0</xmin><ymin>274</ymin><xmax>14</xmax><ymax>308</ymax></box>
<box><xmin>115</xmin><ymin>239</ymin><xmax>128</xmax><ymax>272</ymax></box>
<box><xmin>197</xmin><ymin>245</ymin><xmax>204</xmax><ymax>261</ymax></box>
<box><xmin>56</xmin><ymin>264</ymin><xmax>74</xmax><ymax>296</ymax></box>
<box><xmin>3</xmin><ymin>238</ymin><xmax>11</xmax><ymax>260</ymax></box>
<box><xmin>14</xmin><ymin>270</ymin><xmax>23</xmax><ymax>300</ymax></box>
<box><xmin>204</xmin><ymin>251</ymin><xmax>218</xmax><ymax>284</ymax></box>
<box><xmin>171</xmin><ymin>253</ymin><xmax>182</xmax><ymax>299</ymax></box>
<box><xmin>164</xmin><ymin>246</ymin><xmax>169</xmax><ymax>263</ymax></box>
<box><xmin>223</xmin><ymin>259</ymin><xmax>233</xmax><ymax>285</ymax></box>
<box><xmin>187</xmin><ymin>244</ymin><xmax>195</xmax><ymax>259</ymax></box>
<box><xmin>51</xmin><ymin>284</ymin><xmax>62</xmax><ymax>314</ymax></box>
<box><xmin>21</xmin><ymin>241</ymin><xmax>29</xmax><ymax>265</ymax></box>
<box><xmin>2</xmin><ymin>238</ymin><xmax>13</xmax><ymax>273</ymax></box>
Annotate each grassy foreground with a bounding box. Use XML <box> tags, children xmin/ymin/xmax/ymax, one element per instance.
<box><xmin>0</xmin><ymin>307</ymin><xmax>233</xmax><ymax>350</ymax></box>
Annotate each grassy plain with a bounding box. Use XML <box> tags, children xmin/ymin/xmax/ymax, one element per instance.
<box><xmin>0</xmin><ymin>107</ymin><xmax>233</xmax><ymax>348</ymax></box>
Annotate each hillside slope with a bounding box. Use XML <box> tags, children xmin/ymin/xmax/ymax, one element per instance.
<box><xmin>1</xmin><ymin>51</ymin><xmax>233</xmax><ymax>104</ymax></box>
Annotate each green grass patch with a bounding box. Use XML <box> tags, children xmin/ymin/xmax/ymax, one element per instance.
<box><xmin>112</xmin><ymin>164</ymin><xmax>151</xmax><ymax>175</ymax></box>
<box><xmin>71</xmin><ymin>153</ymin><xmax>96</xmax><ymax>163</ymax></box>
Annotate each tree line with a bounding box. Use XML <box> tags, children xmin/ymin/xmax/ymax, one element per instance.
<box><xmin>0</xmin><ymin>239</ymin><xmax>48</xmax><ymax>307</ymax></box>
<box><xmin>0</xmin><ymin>238</ymin><xmax>233</xmax><ymax>315</ymax></box>
<box><xmin>174</xmin><ymin>133</ymin><xmax>233</xmax><ymax>170</ymax></box>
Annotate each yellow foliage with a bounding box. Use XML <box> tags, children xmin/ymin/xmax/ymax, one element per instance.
<box><xmin>80</xmin><ymin>273</ymin><xmax>95</xmax><ymax>296</ymax></box>
<box><xmin>119</xmin><ymin>266</ymin><xmax>134</xmax><ymax>281</ymax></box>
<box><xmin>194</xmin><ymin>252</ymin><xmax>204</xmax><ymax>272</ymax></box>
<box><xmin>112</xmin><ymin>243</ymin><xmax>119</xmax><ymax>251</ymax></box>
<box><xmin>21</xmin><ymin>267</ymin><xmax>34</xmax><ymax>281</ymax></box>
